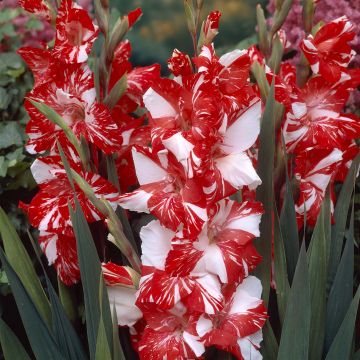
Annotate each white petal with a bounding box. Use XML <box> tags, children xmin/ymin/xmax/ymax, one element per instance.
<box><xmin>162</xmin><ymin>132</ymin><xmax>194</xmax><ymax>172</ymax></box>
<box><xmin>140</xmin><ymin>220</ymin><xmax>175</xmax><ymax>270</ymax></box>
<box><xmin>132</xmin><ymin>147</ymin><xmax>168</xmax><ymax>185</ymax></box>
<box><xmin>215</xmin><ymin>152</ymin><xmax>261</xmax><ymax>190</ymax></box>
<box><xmin>227</xmin><ymin>212</ymin><xmax>262</xmax><ymax>237</ymax></box>
<box><xmin>221</xmin><ymin>99</ymin><xmax>261</xmax><ymax>153</ymax></box>
<box><xmin>219</xmin><ymin>49</ymin><xmax>247</xmax><ymax>67</ymax></box>
<box><xmin>195</xmin><ymin>315</ymin><xmax>213</xmax><ymax>337</ymax></box>
<box><xmin>118</xmin><ymin>190</ymin><xmax>151</xmax><ymax>213</ymax></box>
<box><xmin>237</xmin><ymin>331</ymin><xmax>263</xmax><ymax>360</ymax></box>
<box><xmin>204</xmin><ymin>244</ymin><xmax>228</xmax><ymax>283</ymax></box>
<box><xmin>183</xmin><ymin>332</ymin><xmax>206</xmax><ymax>357</ymax></box>
<box><xmin>107</xmin><ymin>286</ymin><xmax>142</xmax><ymax>326</ymax></box>
<box><xmin>143</xmin><ymin>87</ymin><xmax>177</xmax><ymax>119</ymax></box>
<box><xmin>31</xmin><ymin>159</ymin><xmax>57</xmax><ymax>184</ymax></box>
<box><xmin>230</xmin><ymin>276</ymin><xmax>263</xmax><ymax>315</ymax></box>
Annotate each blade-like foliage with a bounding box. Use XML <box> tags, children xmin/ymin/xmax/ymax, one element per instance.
<box><xmin>69</xmin><ymin>199</ymin><xmax>113</xmax><ymax>359</ymax></box>
<box><xmin>261</xmin><ymin>321</ymin><xmax>278</xmax><ymax>360</ymax></box>
<box><xmin>277</xmin><ymin>244</ymin><xmax>311</xmax><ymax>360</ymax></box>
<box><xmin>325</xmin><ymin>205</ymin><xmax>354</xmax><ymax>352</ymax></box>
<box><xmin>27</xmin><ymin>229</ymin><xmax>87</xmax><ymax>360</ymax></box>
<box><xmin>112</xmin><ymin>304</ymin><xmax>126</xmax><ymax>360</ymax></box>
<box><xmin>325</xmin><ymin>286</ymin><xmax>360</xmax><ymax>360</ymax></box>
<box><xmin>0</xmin><ymin>317</ymin><xmax>31</xmax><ymax>360</ymax></box>
<box><xmin>46</xmin><ymin>276</ymin><xmax>87</xmax><ymax>360</ymax></box>
<box><xmin>255</xmin><ymin>81</ymin><xmax>277</xmax><ymax>307</ymax></box>
<box><xmin>0</xmin><ymin>250</ymin><xmax>64</xmax><ymax>360</ymax></box>
<box><xmin>280</xmin><ymin>152</ymin><xmax>300</xmax><ymax>283</ymax></box>
<box><xmin>328</xmin><ymin>153</ymin><xmax>360</xmax><ymax>288</ymax></box>
<box><xmin>0</xmin><ymin>208</ymin><xmax>51</xmax><ymax>326</ymax></box>
<box><xmin>273</xmin><ymin>206</ymin><xmax>290</xmax><ymax>325</ymax></box>
<box><xmin>307</xmin><ymin>193</ymin><xmax>330</xmax><ymax>360</ymax></box>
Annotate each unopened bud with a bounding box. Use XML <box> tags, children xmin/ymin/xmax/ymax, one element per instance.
<box><xmin>270</xmin><ymin>0</ymin><xmax>293</xmax><ymax>36</ymax></box>
<box><xmin>256</xmin><ymin>5</ymin><xmax>269</xmax><ymax>56</ymax></box>
<box><xmin>269</xmin><ymin>33</ymin><xmax>284</xmax><ymax>74</ymax></box>
<box><xmin>167</xmin><ymin>49</ymin><xmax>193</xmax><ymax>76</ymax></box>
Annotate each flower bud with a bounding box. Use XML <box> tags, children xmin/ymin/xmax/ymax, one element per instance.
<box><xmin>270</xmin><ymin>0</ymin><xmax>293</xmax><ymax>36</ymax></box>
<box><xmin>203</xmin><ymin>10</ymin><xmax>221</xmax><ymax>44</ymax></box>
<box><xmin>256</xmin><ymin>5</ymin><xmax>269</xmax><ymax>56</ymax></box>
<box><xmin>167</xmin><ymin>49</ymin><xmax>193</xmax><ymax>76</ymax></box>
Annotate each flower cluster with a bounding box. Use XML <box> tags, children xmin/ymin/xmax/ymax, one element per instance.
<box><xmin>113</xmin><ymin>32</ymin><xmax>268</xmax><ymax>360</ymax></box>
<box><xmin>267</xmin><ymin>0</ymin><xmax>360</xmax><ymax>109</ymax></box>
<box><xmin>17</xmin><ymin>0</ymin><xmax>155</xmax><ymax>285</ymax></box>
<box><xmin>254</xmin><ymin>16</ymin><xmax>360</xmax><ymax>227</ymax></box>
<box><xmin>18</xmin><ymin>2</ymin><xmax>267</xmax><ymax>358</ymax></box>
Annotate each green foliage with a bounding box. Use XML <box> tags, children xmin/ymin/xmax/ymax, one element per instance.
<box><xmin>0</xmin><ymin>205</ymin><xmax>126</xmax><ymax>360</ymax></box>
<box><xmin>264</xmin><ymin>160</ymin><xmax>360</xmax><ymax>359</ymax></box>
<box><xmin>255</xmin><ymin>81</ymin><xmax>277</xmax><ymax>307</ymax></box>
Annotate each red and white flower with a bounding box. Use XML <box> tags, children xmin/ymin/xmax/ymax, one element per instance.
<box><xmin>53</xmin><ymin>0</ymin><xmax>99</xmax><ymax>63</ymax></box>
<box><xmin>137</xmin><ymin>303</ymin><xmax>205</xmax><ymax>359</ymax></box>
<box><xmin>136</xmin><ymin>220</ymin><xmax>224</xmax><ymax>314</ymax></box>
<box><xmin>26</xmin><ymin>63</ymin><xmax>121</xmax><ymax>155</ymax></box>
<box><xmin>283</xmin><ymin>76</ymin><xmax>360</xmax><ymax>153</ymax></box>
<box><xmin>165</xmin><ymin>200</ymin><xmax>263</xmax><ymax>284</ymax></box>
<box><xmin>301</xmin><ymin>16</ymin><xmax>356</xmax><ymax>82</ymax></box>
<box><xmin>294</xmin><ymin>148</ymin><xmax>343</xmax><ymax>227</ymax></box>
<box><xmin>117</xmin><ymin>146</ymin><xmax>208</xmax><ymax>236</ymax></box>
<box><xmin>24</xmin><ymin>156</ymin><xmax>120</xmax><ymax>231</ymax></box>
<box><xmin>102</xmin><ymin>262</ymin><xmax>143</xmax><ymax>327</ymax></box>
<box><xmin>19</xmin><ymin>0</ymin><xmax>52</xmax><ymax>21</ymax></box>
<box><xmin>39</xmin><ymin>228</ymin><xmax>80</xmax><ymax>285</ymax></box>
<box><xmin>192</xmin><ymin>276</ymin><xmax>267</xmax><ymax>360</ymax></box>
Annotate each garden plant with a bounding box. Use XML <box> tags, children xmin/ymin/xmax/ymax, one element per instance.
<box><xmin>0</xmin><ymin>0</ymin><xmax>359</xmax><ymax>359</ymax></box>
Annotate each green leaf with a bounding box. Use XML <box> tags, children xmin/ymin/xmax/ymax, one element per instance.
<box><xmin>27</xmin><ymin>230</ymin><xmax>87</xmax><ymax>360</ymax></box>
<box><xmin>0</xmin><ymin>317</ymin><xmax>31</xmax><ymax>360</ymax></box>
<box><xmin>273</xmin><ymin>206</ymin><xmax>290</xmax><ymax>325</ymax></box>
<box><xmin>69</xmin><ymin>199</ymin><xmax>113</xmax><ymax>359</ymax></box>
<box><xmin>328</xmin><ymin>152</ymin><xmax>360</xmax><ymax>287</ymax></box>
<box><xmin>0</xmin><ymin>207</ymin><xmax>51</xmax><ymax>326</ymax></box>
<box><xmin>103</xmin><ymin>74</ymin><xmax>127</xmax><ymax>109</ymax></box>
<box><xmin>47</xmin><ymin>276</ymin><xmax>87</xmax><ymax>360</ymax></box>
<box><xmin>262</xmin><ymin>321</ymin><xmax>278</xmax><ymax>360</ymax></box>
<box><xmin>0</xmin><ymin>250</ymin><xmax>64</xmax><ymax>360</ymax></box>
<box><xmin>325</xmin><ymin>205</ymin><xmax>354</xmax><ymax>352</ymax></box>
<box><xmin>307</xmin><ymin>193</ymin><xmax>330</xmax><ymax>360</ymax></box>
<box><xmin>95</xmin><ymin>315</ymin><xmax>112</xmax><ymax>360</ymax></box>
<box><xmin>277</xmin><ymin>244</ymin><xmax>311</xmax><ymax>360</ymax></box>
<box><xmin>255</xmin><ymin>81</ymin><xmax>277</xmax><ymax>307</ymax></box>
<box><xmin>58</xmin><ymin>278</ymin><xmax>77</xmax><ymax>324</ymax></box>
<box><xmin>280</xmin><ymin>153</ymin><xmax>299</xmax><ymax>283</ymax></box>
<box><xmin>0</xmin><ymin>87</ymin><xmax>10</xmax><ymax>109</ymax></box>
<box><xmin>112</xmin><ymin>304</ymin><xmax>126</xmax><ymax>360</ymax></box>
<box><xmin>325</xmin><ymin>286</ymin><xmax>360</xmax><ymax>360</ymax></box>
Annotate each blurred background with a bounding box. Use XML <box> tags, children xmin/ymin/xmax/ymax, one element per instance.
<box><xmin>110</xmin><ymin>0</ymin><xmax>267</xmax><ymax>69</ymax></box>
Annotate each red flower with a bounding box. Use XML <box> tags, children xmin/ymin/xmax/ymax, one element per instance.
<box><xmin>17</xmin><ymin>47</ymin><xmax>52</xmax><ymax>86</ymax></box>
<box><xmin>283</xmin><ymin>76</ymin><xmax>360</xmax><ymax>153</ymax></box>
<box><xmin>39</xmin><ymin>228</ymin><xmax>80</xmax><ymax>285</ymax></box>
<box><xmin>192</xmin><ymin>277</ymin><xmax>267</xmax><ymax>359</ymax></box>
<box><xmin>26</xmin><ymin>64</ymin><xmax>121</xmax><ymax>155</ymax></box>
<box><xmin>301</xmin><ymin>16</ymin><xmax>356</xmax><ymax>82</ymax></box>
<box><xmin>294</xmin><ymin>148</ymin><xmax>343</xmax><ymax>227</ymax></box>
<box><xmin>24</xmin><ymin>156</ymin><xmax>120</xmax><ymax>231</ymax></box>
<box><xmin>167</xmin><ymin>49</ymin><xmax>193</xmax><ymax>77</ymax></box>
<box><xmin>53</xmin><ymin>0</ymin><xmax>99</xmax><ymax>63</ymax></box>
<box><xmin>19</xmin><ymin>0</ymin><xmax>52</xmax><ymax>21</ymax></box>
<box><xmin>165</xmin><ymin>200</ymin><xmax>263</xmax><ymax>284</ymax></box>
